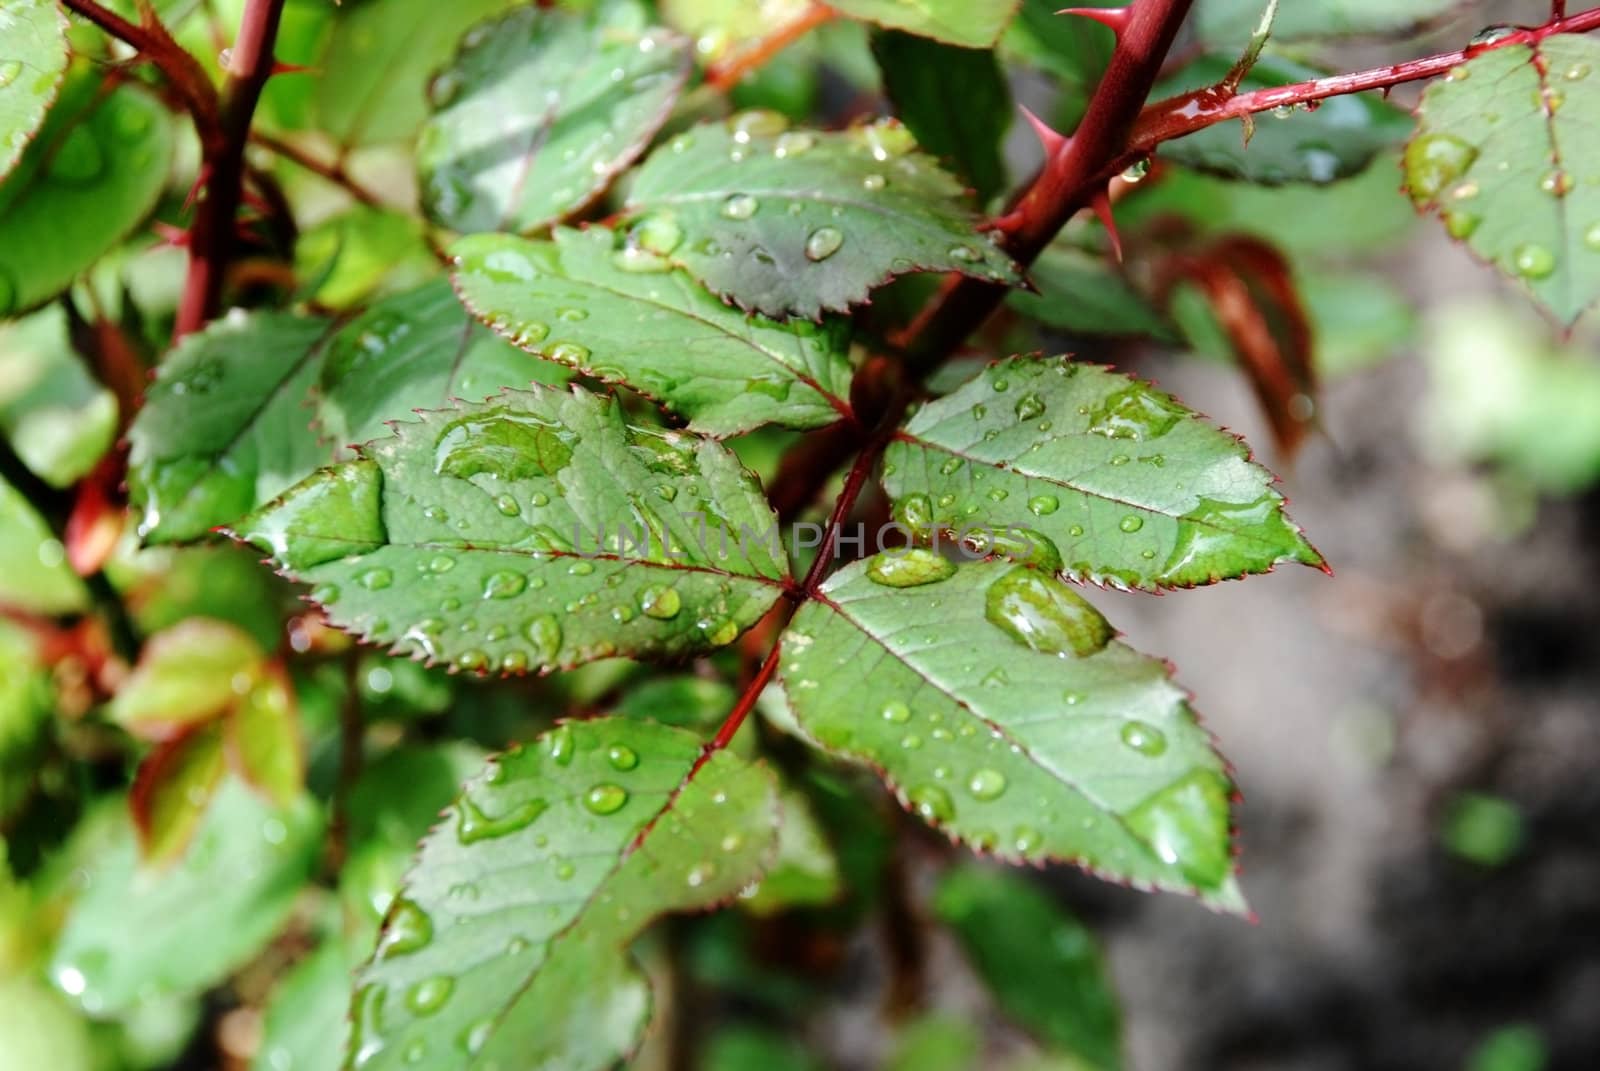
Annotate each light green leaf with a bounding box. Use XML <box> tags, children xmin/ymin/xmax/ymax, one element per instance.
<box><xmin>452</xmin><ymin>228</ymin><xmax>854</xmax><ymax>436</ymax></box>
<box><xmin>419</xmin><ymin>4</ymin><xmax>689</xmax><ymax>233</ymax></box>
<box><xmin>829</xmin><ymin>0</ymin><xmax>1019</xmax><ymax>48</ymax></box>
<box><xmin>311</xmin><ymin>0</ymin><xmax>522</xmax><ymax>147</ymax></box>
<box><xmin>934</xmin><ymin>865</ymin><xmax>1121</xmax><ymax>1069</ymax></box>
<box><xmin>1157</xmin><ymin>53</ymin><xmax>1411</xmax><ymax>184</ymax></box>
<box><xmin>1403</xmin><ymin>34</ymin><xmax>1600</xmax><ymax>324</ymax></box>
<box><xmin>130</xmin><ymin>721</ymin><xmax>229</xmax><ymax>863</ymax></box>
<box><xmin>1193</xmin><ymin>0</ymin><xmax>1458</xmax><ymax>45</ymax></box>
<box><xmin>1008</xmin><ymin>245</ymin><xmax>1175</xmax><ymax>340</ymax></box>
<box><xmin>108</xmin><ymin>619</ymin><xmax>266</xmax><ymax>738</ymax></box>
<box><xmin>127</xmin><ymin>310</ymin><xmax>337</xmax><ymax>544</ymax></box>
<box><xmin>227</xmin><ymin>668</ymin><xmax>303</xmax><ymax>807</ymax></box>
<box><xmin>0</xmin><ymin>977</ymin><xmax>94</xmax><ymax>1071</ymax></box>
<box><xmin>318</xmin><ymin>278</ymin><xmax>569</xmax><ymax>454</ymax></box>
<box><xmin>255</xmin><ymin>939</ymin><xmax>354</xmax><ymax>1071</ymax></box>
<box><xmin>0</xmin><ymin>305</ymin><xmax>118</xmax><ymax>487</ymax></box>
<box><xmin>882</xmin><ymin>358</ymin><xmax>1322</xmax><ymax>590</ymax></box>
<box><xmin>872</xmin><ymin>30</ymin><xmax>1011</xmax><ymax>202</ymax></box>
<box><xmin>0</xmin><ymin>72</ymin><xmax>173</xmax><ymax>316</ymax></box>
<box><xmin>625</xmin><ymin>114</ymin><xmax>1019</xmax><ymax>318</ymax></box>
<box><xmin>780</xmin><ymin>556</ymin><xmax>1245</xmax><ymax>908</ymax></box>
<box><xmin>293</xmin><ymin>205</ymin><xmax>440</xmax><ymax>311</ymax></box>
<box><xmin>0</xmin><ymin>474</ymin><xmax>85</xmax><ymax>614</ymax></box>
<box><xmin>49</xmin><ymin>780</ymin><xmax>322</xmax><ymax>1015</ymax></box>
<box><xmin>345</xmin><ymin>718</ymin><xmax>779</xmax><ymax>1071</ymax></box>
<box><xmin>739</xmin><ymin>785</ymin><xmax>842</xmax><ymax>915</ymax></box>
<box><xmin>0</xmin><ymin>0</ymin><xmax>68</xmax><ymax>180</ymax></box>
<box><xmin>235</xmin><ymin>387</ymin><xmax>790</xmax><ymax>674</ymax></box>
<box><xmin>0</xmin><ymin>618</ymin><xmax>51</xmax><ymax>820</ymax></box>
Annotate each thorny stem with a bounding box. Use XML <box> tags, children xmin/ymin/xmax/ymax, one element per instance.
<box><xmin>60</xmin><ymin>0</ymin><xmax>221</xmax><ymax>142</ymax></box>
<box><xmin>704</xmin><ymin>3</ymin><xmax>837</xmax><ymax>91</ymax></box>
<box><xmin>174</xmin><ymin>0</ymin><xmax>288</xmax><ymax>338</ymax></box>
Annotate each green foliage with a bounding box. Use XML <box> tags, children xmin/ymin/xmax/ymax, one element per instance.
<box><xmin>5</xmin><ymin>2</ymin><xmax>1598</xmax><ymax>1068</ymax></box>
<box><xmin>1404</xmin><ymin>34</ymin><xmax>1600</xmax><ymax>324</ymax></box>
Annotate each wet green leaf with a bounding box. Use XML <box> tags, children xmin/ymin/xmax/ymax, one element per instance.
<box><xmin>0</xmin><ymin>474</ymin><xmax>85</xmax><ymax>614</ymax></box>
<box><xmin>1405</xmin><ymin>35</ymin><xmax>1600</xmax><ymax>324</ymax></box>
<box><xmin>739</xmin><ymin>785</ymin><xmax>842</xmax><ymax>915</ymax></box>
<box><xmin>829</xmin><ymin>0</ymin><xmax>1020</xmax><ymax>48</ymax></box>
<box><xmin>319</xmin><ymin>278</ymin><xmax>569</xmax><ymax>454</ymax></box>
<box><xmin>49</xmin><ymin>781</ymin><xmax>322</xmax><ymax>1015</ymax></box>
<box><xmin>780</xmin><ymin>557</ymin><xmax>1245</xmax><ymax>908</ymax></box>
<box><xmin>882</xmin><ymin>357</ymin><xmax>1322</xmax><ymax>590</ymax></box>
<box><xmin>235</xmin><ymin>387</ymin><xmax>790</xmax><ymax>674</ymax></box>
<box><xmin>127</xmin><ymin>310</ymin><xmax>337</xmax><ymax>544</ymax></box>
<box><xmin>1193</xmin><ymin>0</ymin><xmax>1458</xmax><ymax>46</ymax></box>
<box><xmin>0</xmin><ymin>305</ymin><xmax>118</xmax><ymax>487</ymax></box>
<box><xmin>625</xmin><ymin>114</ymin><xmax>1018</xmax><ymax>318</ymax></box>
<box><xmin>293</xmin><ymin>206</ymin><xmax>439</xmax><ymax>311</ymax></box>
<box><xmin>255</xmin><ymin>938</ymin><xmax>353</xmax><ymax>1071</ymax></box>
<box><xmin>108</xmin><ymin>619</ymin><xmax>266</xmax><ymax>739</ymax></box>
<box><xmin>311</xmin><ymin>0</ymin><xmax>522</xmax><ymax>147</ymax></box>
<box><xmin>130</xmin><ymin>721</ymin><xmax>229</xmax><ymax>863</ymax></box>
<box><xmin>0</xmin><ymin>0</ymin><xmax>68</xmax><ymax>180</ymax></box>
<box><xmin>1157</xmin><ymin>53</ymin><xmax>1411</xmax><ymax>184</ymax></box>
<box><xmin>1008</xmin><ymin>245</ymin><xmax>1175</xmax><ymax>340</ymax></box>
<box><xmin>419</xmin><ymin>4</ymin><xmax>689</xmax><ymax>233</ymax></box>
<box><xmin>227</xmin><ymin>668</ymin><xmax>303</xmax><ymax>808</ymax></box>
<box><xmin>0</xmin><ymin>72</ymin><xmax>173</xmax><ymax>317</ymax></box>
<box><xmin>0</xmin><ymin>976</ymin><xmax>94</xmax><ymax>1071</ymax></box>
<box><xmin>452</xmin><ymin>228</ymin><xmax>854</xmax><ymax>436</ymax></box>
<box><xmin>872</xmin><ymin>30</ymin><xmax>1011</xmax><ymax>202</ymax></box>
<box><xmin>934</xmin><ymin>865</ymin><xmax>1121</xmax><ymax>1068</ymax></box>
<box><xmin>345</xmin><ymin>718</ymin><xmax>779</xmax><ymax>1071</ymax></box>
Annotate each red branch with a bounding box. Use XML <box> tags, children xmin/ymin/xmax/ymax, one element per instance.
<box><xmin>61</xmin><ymin>0</ymin><xmax>221</xmax><ymax>147</ymax></box>
<box><xmin>174</xmin><ymin>0</ymin><xmax>288</xmax><ymax>338</ymax></box>
<box><xmin>704</xmin><ymin>3</ymin><xmax>837</xmax><ymax>91</ymax></box>
<box><xmin>250</xmin><ymin>131</ymin><xmax>384</xmax><ymax>207</ymax></box>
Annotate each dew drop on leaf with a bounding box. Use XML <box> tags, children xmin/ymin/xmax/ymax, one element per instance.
<box><xmin>966</xmin><ymin>768</ymin><xmax>1008</xmax><ymax>801</ymax></box>
<box><xmin>547</xmin><ymin>723</ymin><xmax>575</xmax><ymax>766</ymax></box>
<box><xmin>866</xmin><ymin>548</ymin><xmax>956</xmax><ymax>588</ymax></box>
<box><xmin>1013</xmin><ymin>393</ymin><xmax>1045</xmax><ymax>421</ymax></box>
<box><xmin>583</xmin><ymin>783</ymin><xmax>629</xmax><ymax>815</ymax></box>
<box><xmin>862</xmin><ymin>173</ymin><xmax>887</xmax><ymax>191</ymax></box>
<box><xmin>1012</xmin><ymin>826</ymin><xmax>1042</xmax><ymax>854</ymax></box>
<box><xmin>1512</xmin><ymin>243</ymin><xmax>1556</xmax><ymax>279</ymax></box>
<box><xmin>881</xmin><ymin>700</ymin><xmax>911</xmax><ymax>724</ymax></box>
<box><xmin>909</xmin><ymin>784</ymin><xmax>955</xmax><ymax>822</ymax></box>
<box><xmin>377</xmin><ymin>898</ymin><xmax>433</xmax><ymax>958</ymax></box>
<box><xmin>1027</xmin><ymin>494</ymin><xmax>1059</xmax><ymax>516</ymax></box>
<box><xmin>607</xmin><ymin>744</ymin><xmax>639</xmax><ymax>771</ymax></box>
<box><xmin>804</xmin><ymin>226</ymin><xmax>844</xmax><ymax>261</ymax></box>
<box><xmin>1118</xmin><ymin>514</ymin><xmax>1144</xmax><ymax>533</ymax></box>
<box><xmin>404</xmin><ymin>975</ymin><xmax>454</xmax><ymax>1016</ymax></box>
<box><xmin>720</xmin><ymin>193</ymin><xmax>758</xmax><ymax>220</ymax></box>
<box><xmin>1120</xmin><ymin>720</ymin><xmax>1168</xmax><ymax>757</ymax></box>
<box><xmin>639</xmin><ymin>585</ymin><xmax>681</xmax><ymax>619</ymax></box>
<box><xmin>524</xmin><ymin>614</ymin><xmax>562</xmax><ymax>664</ymax></box>
<box><xmin>1404</xmin><ymin>133</ymin><xmax>1478</xmax><ymax>202</ymax></box>
<box><xmin>1125</xmin><ymin>770</ymin><xmax>1232</xmax><ymax>888</ymax></box>
<box><xmin>984</xmin><ymin>567</ymin><xmax>1112</xmax><ymax>658</ymax></box>
<box><xmin>483</xmin><ymin>571</ymin><xmax>527</xmax><ymax>599</ymax></box>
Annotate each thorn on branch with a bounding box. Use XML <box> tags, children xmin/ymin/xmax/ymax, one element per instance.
<box><xmin>1090</xmin><ymin>189</ymin><xmax>1123</xmax><ymax>262</ymax></box>
<box><xmin>1056</xmin><ymin>6</ymin><xmax>1133</xmax><ymax>35</ymax></box>
<box><xmin>1018</xmin><ymin>104</ymin><xmax>1070</xmax><ymax>156</ymax></box>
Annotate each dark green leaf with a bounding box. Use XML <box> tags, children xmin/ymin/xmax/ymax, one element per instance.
<box><xmin>934</xmin><ymin>865</ymin><xmax>1121</xmax><ymax>1068</ymax></box>
<box><xmin>311</xmin><ymin>0</ymin><xmax>522</xmax><ymax>147</ymax></box>
<box><xmin>49</xmin><ymin>781</ymin><xmax>322</xmax><ymax>1015</ymax></box>
<box><xmin>419</xmin><ymin>4</ymin><xmax>689</xmax><ymax>233</ymax></box>
<box><xmin>345</xmin><ymin>718</ymin><xmax>779</xmax><ymax>1071</ymax></box>
<box><xmin>1157</xmin><ymin>53</ymin><xmax>1411</xmax><ymax>184</ymax></box>
<box><xmin>235</xmin><ymin>387</ymin><xmax>790</xmax><ymax>674</ymax></box>
<box><xmin>1403</xmin><ymin>34</ymin><xmax>1600</xmax><ymax>324</ymax></box>
<box><xmin>829</xmin><ymin>0</ymin><xmax>1020</xmax><ymax>48</ymax></box>
<box><xmin>872</xmin><ymin>30</ymin><xmax>1011</xmax><ymax>202</ymax></box>
<box><xmin>1193</xmin><ymin>0</ymin><xmax>1458</xmax><ymax>46</ymax></box>
<box><xmin>625</xmin><ymin>114</ymin><xmax>1019</xmax><ymax>318</ymax></box>
<box><xmin>452</xmin><ymin>228</ymin><xmax>854</xmax><ymax>436</ymax></box>
<box><xmin>0</xmin><ymin>0</ymin><xmax>68</xmax><ymax>180</ymax></box>
<box><xmin>0</xmin><ymin>73</ymin><xmax>173</xmax><ymax>316</ymax></box>
<box><xmin>1002</xmin><ymin>1</ymin><xmax>1115</xmax><ymax>130</ymax></box>
<box><xmin>0</xmin><ymin>618</ymin><xmax>51</xmax><ymax>820</ymax></box>
<box><xmin>0</xmin><ymin>305</ymin><xmax>118</xmax><ymax>487</ymax></box>
<box><xmin>739</xmin><ymin>785</ymin><xmax>842</xmax><ymax>915</ymax></box>
<box><xmin>780</xmin><ymin>556</ymin><xmax>1245</xmax><ymax>908</ymax></box>
<box><xmin>127</xmin><ymin>310</ymin><xmax>337</xmax><ymax>544</ymax></box>
<box><xmin>1008</xmin><ymin>245</ymin><xmax>1175</xmax><ymax>340</ymax></box>
<box><xmin>881</xmin><ymin>357</ymin><xmax>1322</xmax><ymax>590</ymax></box>
<box><xmin>318</xmin><ymin>278</ymin><xmax>569</xmax><ymax>453</ymax></box>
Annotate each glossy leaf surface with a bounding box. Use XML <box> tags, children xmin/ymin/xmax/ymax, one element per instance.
<box><xmin>345</xmin><ymin>718</ymin><xmax>779</xmax><ymax>1071</ymax></box>
<box><xmin>625</xmin><ymin>114</ymin><xmax>1018</xmax><ymax>318</ymax></box>
<box><xmin>0</xmin><ymin>0</ymin><xmax>68</xmax><ymax>180</ymax></box>
<box><xmin>128</xmin><ymin>310</ymin><xmax>336</xmax><ymax>544</ymax></box>
<box><xmin>236</xmin><ymin>387</ymin><xmax>790</xmax><ymax>674</ymax></box>
<box><xmin>1404</xmin><ymin>34</ymin><xmax>1600</xmax><ymax>324</ymax></box>
<box><xmin>1193</xmin><ymin>0</ymin><xmax>1458</xmax><ymax>45</ymax></box>
<box><xmin>452</xmin><ymin>229</ymin><xmax>854</xmax><ymax>436</ymax></box>
<box><xmin>882</xmin><ymin>358</ymin><xmax>1321</xmax><ymax>589</ymax></box>
<box><xmin>419</xmin><ymin>3</ymin><xmax>689</xmax><ymax>232</ymax></box>
<box><xmin>829</xmin><ymin>0</ymin><xmax>1020</xmax><ymax>48</ymax></box>
<box><xmin>781</xmin><ymin>557</ymin><xmax>1244</xmax><ymax>908</ymax></box>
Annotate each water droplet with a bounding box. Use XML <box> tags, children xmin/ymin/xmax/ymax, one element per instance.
<box><xmin>568</xmin><ymin>560</ymin><xmax>595</xmax><ymax>576</ymax></box>
<box><xmin>456</xmin><ymin>649</ymin><xmax>488</xmax><ymax>672</ymax></box>
<box><xmin>686</xmin><ymin>861</ymin><xmax>718</xmax><ymax>887</ymax></box>
<box><xmin>1087</xmin><ymin>384</ymin><xmax>1186</xmax><ymax>440</ymax></box>
<box><xmin>774</xmin><ymin>131</ymin><xmax>814</xmax><ymax>157</ymax></box>
<box><xmin>1584</xmin><ymin>221</ymin><xmax>1600</xmax><ymax>251</ymax></box>
<box><xmin>1511</xmin><ymin>243</ymin><xmax>1556</xmax><ymax>280</ymax></box>
<box><xmin>1120</xmin><ymin>720</ymin><xmax>1168</xmax><ymax>756</ymax></box>
<box><xmin>1566</xmin><ymin>61</ymin><xmax>1591</xmax><ymax>81</ymax></box>
<box><xmin>607</xmin><ymin>744</ymin><xmax>639</xmax><ymax>771</ymax></box>
<box><xmin>405</xmin><ymin>976</ymin><xmax>454</xmax><ymax>1016</ymax></box>
<box><xmin>555</xmin><ymin>859</ymin><xmax>576</xmax><ymax>880</ymax></box>
<box><xmin>1120</xmin><ymin>157</ymin><xmax>1151</xmax><ymax>182</ymax></box>
<box><xmin>1443</xmin><ymin>210</ymin><xmax>1481</xmax><ymax>239</ymax></box>
<box><xmin>583</xmin><ymin>783</ymin><xmax>629</xmax><ymax>815</ymax></box>
<box><xmin>1404</xmin><ymin>133</ymin><xmax>1478</xmax><ymax>202</ymax></box>
<box><xmin>1540</xmin><ymin>169</ymin><xmax>1573</xmax><ymax>197</ymax></box>
<box><xmin>939</xmin><ymin>456</ymin><xmax>963</xmax><ymax>476</ymax></box>
<box><xmin>804</xmin><ymin>226</ymin><xmax>844</xmax><ymax>261</ymax></box>
<box><xmin>524</xmin><ymin>614</ymin><xmax>562</xmax><ymax>663</ymax></box>
<box><xmin>483</xmin><ymin>571</ymin><xmax>527</xmax><ymax>599</ymax></box>
<box><xmin>862</xmin><ymin>173</ymin><xmax>887</xmax><ymax>191</ymax></box>
<box><xmin>1014</xmin><ymin>393</ymin><xmax>1045</xmax><ymax>421</ymax></box>
<box><xmin>311</xmin><ymin>582</ymin><xmax>340</xmax><ymax>604</ymax></box>
<box><xmin>377</xmin><ymin>898</ymin><xmax>433</xmax><ymax>958</ymax></box>
<box><xmin>461</xmin><ymin>1019</ymin><xmax>493</xmax><ymax>1056</ymax></box>
<box><xmin>632</xmin><ymin>213</ymin><xmax>683</xmax><ymax>255</ymax></box>
<box><xmin>492</xmin><ymin>493</ymin><xmax>520</xmax><ymax>517</ymax></box>
<box><xmin>1126</xmin><ymin>770</ymin><xmax>1232</xmax><ymax>887</ymax></box>
<box><xmin>720</xmin><ymin>193</ymin><xmax>758</xmax><ymax>220</ymax></box>
<box><xmin>881</xmin><ymin>700</ymin><xmax>911</xmax><ymax>724</ymax></box>
<box><xmin>1467</xmin><ymin>24</ymin><xmax>1518</xmax><ymax>51</ymax></box>
<box><xmin>728</xmin><ymin>108</ymin><xmax>788</xmax><ymax>141</ymax></box>
<box><xmin>1012</xmin><ymin>826</ymin><xmax>1042</xmax><ymax>854</ymax></box>
<box><xmin>613</xmin><ymin>245</ymin><xmax>672</xmax><ymax>273</ymax></box>
<box><xmin>908</xmin><ymin>785</ymin><xmax>954</xmax><ymax>823</ymax></box>
<box><xmin>557</xmin><ymin>307</ymin><xmax>589</xmax><ymax>323</ymax></box>
<box><xmin>966</xmin><ymin>768</ymin><xmax>1008</xmax><ymax>801</ymax></box>
<box><xmin>984</xmin><ymin>567</ymin><xmax>1113</xmax><ymax>658</ymax></box>
<box><xmin>639</xmin><ymin>585</ymin><xmax>681</xmax><ymax>620</ymax></box>
<box><xmin>1027</xmin><ymin>494</ymin><xmax>1059</xmax><ymax>516</ymax></box>
<box><xmin>948</xmin><ymin>244</ymin><xmax>980</xmax><ymax>262</ymax></box>
<box><xmin>547</xmin><ymin>724</ymin><xmax>575</xmax><ymax>766</ymax></box>
<box><xmin>457</xmin><ymin>794</ymin><xmax>547</xmax><ymax>842</ymax></box>
<box><xmin>1118</xmin><ymin>514</ymin><xmax>1144</xmax><ymax>533</ymax></box>
<box><xmin>894</xmin><ymin>493</ymin><xmax>935</xmax><ymax>534</ymax></box>
<box><xmin>866</xmin><ymin>548</ymin><xmax>957</xmax><ymax>588</ymax></box>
